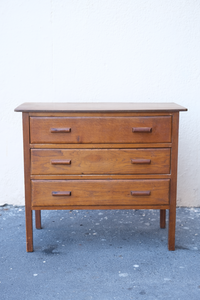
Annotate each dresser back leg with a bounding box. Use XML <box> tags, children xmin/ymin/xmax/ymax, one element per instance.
<box><xmin>160</xmin><ymin>209</ymin><xmax>166</xmax><ymax>228</ymax></box>
<box><xmin>35</xmin><ymin>210</ymin><xmax>42</xmax><ymax>229</ymax></box>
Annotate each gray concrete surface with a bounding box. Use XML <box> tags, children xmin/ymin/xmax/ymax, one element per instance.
<box><xmin>0</xmin><ymin>206</ymin><xmax>200</xmax><ymax>300</ymax></box>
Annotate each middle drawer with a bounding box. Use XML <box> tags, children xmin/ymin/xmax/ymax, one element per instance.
<box><xmin>31</xmin><ymin>148</ymin><xmax>170</xmax><ymax>175</ymax></box>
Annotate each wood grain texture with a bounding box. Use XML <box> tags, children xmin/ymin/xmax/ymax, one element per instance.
<box><xmin>131</xmin><ymin>159</ymin><xmax>151</xmax><ymax>164</ymax></box>
<box><xmin>35</xmin><ymin>210</ymin><xmax>41</xmax><ymax>229</ymax></box>
<box><xmin>22</xmin><ymin>113</ymin><xmax>33</xmax><ymax>252</ymax></box>
<box><xmin>30</xmin><ymin>143</ymin><xmax>173</xmax><ymax>149</ymax></box>
<box><xmin>131</xmin><ymin>191</ymin><xmax>151</xmax><ymax>196</ymax></box>
<box><xmin>31</xmin><ymin>148</ymin><xmax>170</xmax><ymax>175</ymax></box>
<box><xmin>30</xmin><ymin>116</ymin><xmax>172</xmax><ymax>144</ymax></box>
<box><xmin>51</xmin><ymin>127</ymin><xmax>71</xmax><ymax>133</ymax></box>
<box><xmin>30</xmin><ymin>174</ymin><xmax>171</xmax><ymax>180</ymax></box>
<box><xmin>51</xmin><ymin>159</ymin><xmax>71</xmax><ymax>165</ymax></box>
<box><xmin>168</xmin><ymin>112</ymin><xmax>179</xmax><ymax>250</ymax></box>
<box><xmin>15</xmin><ymin>102</ymin><xmax>188</xmax><ymax>112</ymax></box>
<box><xmin>31</xmin><ymin>179</ymin><xmax>170</xmax><ymax>207</ymax></box>
<box><xmin>52</xmin><ymin>191</ymin><xmax>71</xmax><ymax>196</ymax></box>
<box><xmin>160</xmin><ymin>209</ymin><xmax>166</xmax><ymax>229</ymax></box>
<box><xmin>29</xmin><ymin>112</ymin><xmax>174</xmax><ymax>117</ymax></box>
<box><xmin>32</xmin><ymin>204</ymin><xmax>170</xmax><ymax>210</ymax></box>
<box><xmin>16</xmin><ymin>103</ymin><xmax>187</xmax><ymax>251</ymax></box>
<box><xmin>132</xmin><ymin>127</ymin><xmax>152</xmax><ymax>133</ymax></box>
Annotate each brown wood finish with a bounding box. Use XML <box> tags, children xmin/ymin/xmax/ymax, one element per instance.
<box><xmin>22</xmin><ymin>113</ymin><xmax>33</xmax><ymax>252</ymax></box>
<box><xmin>35</xmin><ymin>210</ymin><xmax>41</xmax><ymax>229</ymax></box>
<box><xmin>15</xmin><ymin>102</ymin><xmax>188</xmax><ymax>112</ymax></box>
<box><xmin>15</xmin><ymin>103</ymin><xmax>187</xmax><ymax>251</ymax></box>
<box><xmin>168</xmin><ymin>112</ymin><xmax>179</xmax><ymax>250</ymax></box>
<box><xmin>30</xmin><ymin>143</ymin><xmax>173</xmax><ymax>149</ymax></box>
<box><xmin>51</xmin><ymin>159</ymin><xmax>71</xmax><ymax>165</ymax></box>
<box><xmin>30</xmin><ymin>174</ymin><xmax>171</xmax><ymax>180</ymax></box>
<box><xmin>32</xmin><ymin>204</ymin><xmax>170</xmax><ymax>210</ymax></box>
<box><xmin>30</xmin><ymin>116</ymin><xmax>172</xmax><ymax>144</ymax></box>
<box><xmin>131</xmin><ymin>159</ymin><xmax>151</xmax><ymax>164</ymax></box>
<box><xmin>31</xmin><ymin>179</ymin><xmax>170</xmax><ymax>207</ymax></box>
<box><xmin>131</xmin><ymin>191</ymin><xmax>151</xmax><ymax>196</ymax></box>
<box><xmin>31</xmin><ymin>148</ymin><xmax>170</xmax><ymax>175</ymax></box>
<box><xmin>51</xmin><ymin>127</ymin><xmax>71</xmax><ymax>133</ymax></box>
<box><xmin>52</xmin><ymin>191</ymin><xmax>71</xmax><ymax>196</ymax></box>
<box><xmin>29</xmin><ymin>112</ymin><xmax>174</xmax><ymax>117</ymax></box>
<box><xmin>132</xmin><ymin>127</ymin><xmax>152</xmax><ymax>133</ymax></box>
<box><xmin>160</xmin><ymin>209</ymin><xmax>166</xmax><ymax>229</ymax></box>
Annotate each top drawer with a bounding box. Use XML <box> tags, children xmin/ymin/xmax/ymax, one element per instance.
<box><xmin>30</xmin><ymin>116</ymin><xmax>172</xmax><ymax>144</ymax></box>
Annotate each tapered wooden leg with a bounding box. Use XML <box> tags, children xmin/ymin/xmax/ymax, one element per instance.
<box><xmin>168</xmin><ymin>112</ymin><xmax>179</xmax><ymax>251</ymax></box>
<box><xmin>25</xmin><ymin>207</ymin><xmax>33</xmax><ymax>252</ymax></box>
<box><xmin>35</xmin><ymin>210</ymin><xmax>42</xmax><ymax>229</ymax></box>
<box><xmin>168</xmin><ymin>208</ymin><xmax>176</xmax><ymax>251</ymax></box>
<box><xmin>160</xmin><ymin>209</ymin><xmax>166</xmax><ymax>228</ymax></box>
<box><xmin>23</xmin><ymin>112</ymin><xmax>33</xmax><ymax>252</ymax></box>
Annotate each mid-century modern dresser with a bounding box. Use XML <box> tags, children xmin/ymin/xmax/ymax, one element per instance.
<box><xmin>15</xmin><ymin>102</ymin><xmax>187</xmax><ymax>251</ymax></box>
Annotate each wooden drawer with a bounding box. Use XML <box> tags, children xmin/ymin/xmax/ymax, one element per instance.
<box><xmin>31</xmin><ymin>179</ymin><xmax>170</xmax><ymax>207</ymax></box>
<box><xmin>31</xmin><ymin>148</ymin><xmax>171</xmax><ymax>175</ymax></box>
<box><xmin>30</xmin><ymin>116</ymin><xmax>172</xmax><ymax>144</ymax></box>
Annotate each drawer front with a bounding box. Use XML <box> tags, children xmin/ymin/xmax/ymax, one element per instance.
<box><xmin>31</xmin><ymin>148</ymin><xmax>170</xmax><ymax>175</ymax></box>
<box><xmin>30</xmin><ymin>116</ymin><xmax>172</xmax><ymax>144</ymax></box>
<box><xmin>31</xmin><ymin>179</ymin><xmax>170</xmax><ymax>207</ymax></box>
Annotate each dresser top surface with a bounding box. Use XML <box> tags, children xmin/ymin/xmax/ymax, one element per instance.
<box><xmin>15</xmin><ymin>102</ymin><xmax>187</xmax><ymax>113</ymax></box>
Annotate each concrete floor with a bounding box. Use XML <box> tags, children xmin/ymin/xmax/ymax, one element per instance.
<box><xmin>0</xmin><ymin>206</ymin><xmax>200</xmax><ymax>300</ymax></box>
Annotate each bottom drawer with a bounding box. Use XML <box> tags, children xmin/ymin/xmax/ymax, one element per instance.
<box><xmin>31</xmin><ymin>179</ymin><xmax>170</xmax><ymax>207</ymax></box>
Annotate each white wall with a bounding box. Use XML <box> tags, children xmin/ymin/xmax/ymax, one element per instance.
<box><xmin>0</xmin><ymin>1</ymin><xmax>199</xmax><ymax>206</ymax></box>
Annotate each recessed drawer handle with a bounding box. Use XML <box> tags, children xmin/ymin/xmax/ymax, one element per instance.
<box><xmin>132</xmin><ymin>127</ymin><xmax>152</xmax><ymax>133</ymax></box>
<box><xmin>131</xmin><ymin>191</ymin><xmax>151</xmax><ymax>196</ymax></box>
<box><xmin>51</xmin><ymin>128</ymin><xmax>71</xmax><ymax>133</ymax></box>
<box><xmin>131</xmin><ymin>159</ymin><xmax>151</xmax><ymax>164</ymax></box>
<box><xmin>51</xmin><ymin>160</ymin><xmax>71</xmax><ymax>165</ymax></box>
<box><xmin>52</xmin><ymin>191</ymin><xmax>71</xmax><ymax>196</ymax></box>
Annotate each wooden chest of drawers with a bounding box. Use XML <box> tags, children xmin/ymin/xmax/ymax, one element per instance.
<box><xmin>15</xmin><ymin>102</ymin><xmax>187</xmax><ymax>251</ymax></box>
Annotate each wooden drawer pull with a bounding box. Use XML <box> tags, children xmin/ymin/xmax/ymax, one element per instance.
<box><xmin>51</xmin><ymin>160</ymin><xmax>71</xmax><ymax>165</ymax></box>
<box><xmin>131</xmin><ymin>159</ymin><xmax>151</xmax><ymax>164</ymax></box>
<box><xmin>131</xmin><ymin>191</ymin><xmax>151</xmax><ymax>196</ymax></box>
<box><xmin>52</xmin><ymin>191</ymin><xmax>71</xmax><ymax>196</ymax></box>
<box><xmin>51</xmin><ymin>128</ymin><xmax>71</xmax><ymax>133</ymax></box>
<box><xmin>132</xmin><ymin>127</ymin><xmax>152</xmax><ymax>133</ymax></box>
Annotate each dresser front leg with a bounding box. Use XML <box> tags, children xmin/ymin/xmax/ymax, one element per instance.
<box><xmin>160</xmin><ymin>209</ymin><xmax>166</xmax><ymax>228</ymax></box>
<box><xmin>35</xmin><ymin>210</ymin><xmax>42</xmax><ymax>229</ymax></box>
<box><xmin>23</xmin><ymin>112</ymin><xmax>33</xmax><ymax>252</ymax></box>
<box><xmin>168</xmin><ymin>208</ymin><xmax>176</xmax><ymax>251</ymax></box>
<box><xmin>25</xmin><ymin>207</ymin><xmax>33</xmax><ymax>252</ymax></box>
<box><xmin>168</xmin><ymin>112</ymin><xmax>179</xmax><ymax>251</ymax></box>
